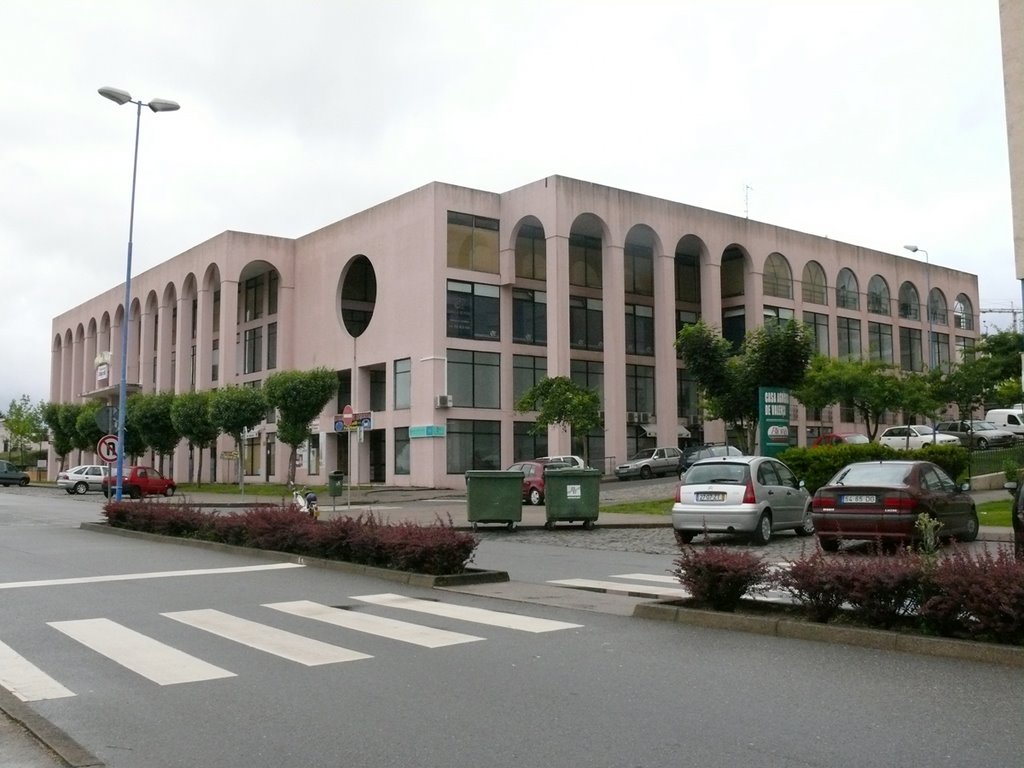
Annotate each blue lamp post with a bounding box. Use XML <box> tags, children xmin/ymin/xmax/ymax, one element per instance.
<box><xmin>98</xmin><ymin>87</ymin><xmax>179</xmax><ymax>501</ymax></box>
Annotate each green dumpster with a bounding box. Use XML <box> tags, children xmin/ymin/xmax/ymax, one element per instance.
<box><xmin>465</xmin><ymin>470</ymin><xmax>524</xmax><ymax>530</ymax></box>
<box><xmin>328</xmin><ymin>471</ymin><xmax>346</xmax><ymax>497</ymax></box>
<box><xmin>542</xmin><ymin>468</ymin><xmax>601</xmax><ymax>529</ymax></box>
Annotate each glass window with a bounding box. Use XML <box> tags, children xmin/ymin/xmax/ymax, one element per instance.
<box><xmin>801</xmin><ymin>261</ymin><xmax>828</xmax><ymax>305</ymax></box>
<box><xmin>211</xmin><ymin>338</ymin><xmax>219</xmax><ymax>382</ymax></box>
<box><xmin>837</xmin><ymin>317</ymin><xmax>861</xmax><ymax>360</ymax></box>
<box><xmin>243</xmin><ymin>327</ymin><xmax>262</xmax><ymax>374</ymax></box>
<box><xmin>867</xmin><ymin>275</ymin><xmax>890</xmax><ymax>315</ymax></box>
<box><xmin>515</xmin><ymin>224</ymin><xmax>546</xmax><ymax>280</ymax></box>
<box><xmin>677</xmin><ymin>369</ymin><xmax>698</xmax><ymax>422</ymax></box>
<box><xmin>569</xmin><ymin>233</ymin><xmax>602</xmax><ymax>288</ymax></box>
<box><xmin>243</xmin><ymin>436</ymin><xmax>259</xmax><ymax>476</ymax></box>
<box><xmin>675</xmin><ymin>252</ymin><xmax>700</xmax><ymax>304</ymax></box>
<box><xmin>267</xmin><ymin>322</ymin><xmax>277</xmax><ymax>370</ymax></box>
<box><xmin>900</xmin><ymin>327</ymin><xmax>923</xmax><ymax>372</ymax></box>
<box><xmin>394</xmin><ymin>427</ymin><xmax>410</xmax><ymax>475</ymax></box>
<box><xmin>447</xmin><ymin>211</ymin><xmax>499</xmax><ymax>273</ymax></box>
<box><xmin>722</xmin><ymin>307</ymin><xmax>745</xmax><ymax>350</ymax></box>
<box><xmin>268</xmin><ymin>270</ymin><xmax>279</xmax><ymax>315</ymax></box>
<box><xmin>763</xmin><ymin>306</ymin><xmax>795</xmax><ymax>330</ymax></box>
<box><xmin>721</xmin><ymin>248</ymin><xmax>745</xmax><ymax>298</ymax></box>
<box><xmin>370</xmin><ymin>368</ymin><xmax>386</xmax><ymax>412</ymax></box>
<box><xmin>513</xmin><ymin>355</ymin><xmax>546</xmax><ymax>401</ymax></box>
<box><xmin>899</xmin><ymin>282</ymin><xmax>920</xmax><ymax>320</ymax></box>
<box><xmin>512</xmin><ymin>289</ymin><xmax>547</xmax><ymax>345</ymax></box>
<box><xmin>625</xmin><ymin>304</ymin><xmax>655</xmax><ymax>355</ymax></box>
<box><xmin>956</xmin><ymin>335</ymin><xmax>976</xmax><ymax>363</ymax></box>
<box><xmin>394</xmin><ymin>358</ymin><xmax>411</xmax><ymax>410</ymax></box>
<box><xmin>447</xmin><ymin>280</ymin><xmax>500</xmax><ymax>340</ymax></box>
<box><xmin>243</xmin><ymin>274</ymin><xmax>265</xmax><ymax>322</ymax></box>
<box><xmin>265</xmin><ymin>433</ymin><xmax>276</xmax><ymax>477</ymax></box>
<box><xmin>868</xmin><ymin>321</ymin><xmax>893</xmax><ymax>363</ymax></box>
<box><xmin>928</xmin><ymin>289</ymin><xmax>948</xmax><ymax>325</ymax></box>
<box><xmin>625</xmin><ymin>243</ymin><xmax>654</xmax><ymax>296</ymax></box>
<box><xmin>626</xmin><ymin>364</ymin><xmax>655</xmax><ymax>413</ymax></box>
<box><xmin>763</xmin><ymin>253</ymin><xmax>793</xmax><ymax>299</ymax></box>
<box><xmin>570</xmin><ymin>359</ymin><xmax>604</xmax><ymax>408</ymax></box>
<box><xmin>836</xmin><ymin>268</ymin><xmax>859</xmax><ymax>310</ymax></box>
<box><xmin>513</xmin><ymin>421</ymin><xmax>547</xmax><ymax>462</ymax></box>
<box><xmin>570</xmin><ymin>296</ymin><xmax>603</xmax><ymax>351</ymax></box>
<box><xmin>954</xmin><ymin>294</ymin><xmax>974</xmax><ymax>331</ymax></box>
<box><xmin>931</xmin><ymin>331</ymin><xmax>951</xmax><ymax>371</ymax></box>
<box><xmin>448</xmin><ymin>349</ymin><xmax>500</xmax><ymax>408</ymax></box>
<box><xmin>446</xmin><ymin>419</ymin><xmax>500</xmax><ymax>473</ymax></box>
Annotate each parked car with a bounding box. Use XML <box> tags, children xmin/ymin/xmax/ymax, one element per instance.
<box><xmin>615</xmin><ymin>446</ymin><xmax>682</xmax><ymax>480</ymax></box>
<box><xmin>0</xmin><ymin>459</ymin><xmax>30</xmax><ymax>487</ymax></box>
<box><xmin>983</xmin><ymin>408</ymin><xmax>1024</xmax><ymax>439</ymax></box>
<box><xmin>934</xmin><ymin>420</ymin><xmax>1016</xmax><ymax>450</ymax></box>
<box><xmin>811</xmin><ymin>432</ymin><xmax>870</xmax><ymax>447</ymax></box>
<box><xmin>811</xmin><ymin>460</ymin><xmax>978</xmax><ymax>551</ymax></box>
<box><xmin>676</xmin><ymin>444</ymin><xmax>744</xmax><ymax>480</ymax></box>
<box><xmin>671</xmin><ymin>455</ymin><xmax>813</xmax><ymax>545</ymax></box>
<box><xmin>57</xmin><ymin>464</ymin><xmax>110</xmax><ymax>494</ymax></box>
<box><xmin>876</xmin><ymin>425</ymin><xmax>961</xmax><ymax>450</ymax></box>
<box><xmin>535</xmin><ymin>455</ymin><xmax>588</xmax><ymax>469</ymax></box>
<box><xmin>506</xmin><ymin>459</ymin><xmax>570</xmax><ymax>505</ymax></box>
<box><xmin>1004</xmin><ymin>480</ymin><xmax>1024</xmax><ymax>559</ymax></box>
<box><xmin>101</xmin><ymin>466</ymin><xmax>176</xmax><ymax>499</ymax></box>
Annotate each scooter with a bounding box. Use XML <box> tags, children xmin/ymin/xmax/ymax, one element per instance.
<box><xmin>289</xmin><ymin>482</ymin><xmax>320</xmax><ymax>519</ymax></box>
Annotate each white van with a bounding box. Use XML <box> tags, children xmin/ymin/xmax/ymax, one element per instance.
<box><xmin>983</xmin><ymin>408</ymin><xmax>1024</xmax><ymax>439</ymax></box>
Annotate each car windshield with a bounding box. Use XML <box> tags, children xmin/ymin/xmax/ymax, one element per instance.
<box><xmin>844</xmin><ymin>434</ymin><xmax>870</xmax><ymax>444</ymax></box>
<box><xmin>911</xmin><ymin>425</ymin><xmax>936</xmax><ymax>435</ymax></box>
<box><xmin>629</xmin><ymin>449</ymin><xmax>656</xmax><ymax>461</ymax></box>
<box><xmin>971</xmin><ymin>421</ymin><xmax>998</xmax><ymax>431</ymax></box>
<box><xmin>685</xmin><ymin>463</ymin><xmax>747</xmax><ymax>485</ymax></box>
<box><xmin>830</xmin><ymin>463</ymin><xmax>912</xmax><ymax>486</ymax></box>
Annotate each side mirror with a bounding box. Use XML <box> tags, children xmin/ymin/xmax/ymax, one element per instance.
<box><xmin>1004</xmin><ymin>480</ymin><xmax>1018</xmax><ymax>496</ymax></box>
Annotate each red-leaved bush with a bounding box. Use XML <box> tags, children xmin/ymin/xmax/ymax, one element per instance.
<box><xmin>672</xmin><ymin>545</ymin><xmax>772</xmax><ymax>612</ymax></box>
<box><xmin>777</xmin><ymin>550</ymin><xmax>854</xmax><ymax>623</ymax></box>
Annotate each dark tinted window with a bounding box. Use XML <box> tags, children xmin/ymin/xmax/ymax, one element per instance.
<box><xmin>685</xmin><ymin>463</ymin><xmax>748</xmax><ymax>485</ymax></box>
<box><xmin>830</xmin><ymin>463</ymin><xmax>912</xmax><ymax>486</ymax></box>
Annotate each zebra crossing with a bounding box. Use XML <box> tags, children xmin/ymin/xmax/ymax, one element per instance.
<box><xmin>547</xmin><ymin>567</ymin><xmax>798</xmax><ymax>605</ymax></box>
<box><xmin>0</xmin><ymin>593</ymin><xmax>583</xmax><ymax>702</ymax></box>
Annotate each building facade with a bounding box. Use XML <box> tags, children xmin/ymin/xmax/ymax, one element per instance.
<box><xmin>50</xmin><ymin>176</ymin><xmax>981</xmax><ymax>488</ymax></box>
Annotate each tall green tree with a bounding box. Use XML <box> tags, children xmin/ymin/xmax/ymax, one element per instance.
<box><xmin>129</xmin><ymin>392</ymin><xmax>180</xmax><ymax>472</ymax></box>
<box><xmin>794</xmin><ymin>358</ymin><xmax>906</xmax><ymax>440</ymax></box>
<box><xmin>74</xmin><ymin>401</ymin><xmax>107</xmax><ymax>457</ymax></box>
<box><xmin>514</xmin><ymin>376</ymin><xmax>602</xmax><ymax>466</ymax></box>
<box><xmin>676</xmin><ymin>320</ymin><xmax>814</xmax><ymax>451</ymax></box>
<box><xmin>209</xmin><ymin>386</ymin><xmax>267</xmax><ymax>489</ymax></box>
<box><xmin>171</xmin><ymin>391</ymin><xmax>219</xmax><ymax>485</ymax></box>
<box><xmin>3</xmin><ymin>395</ymin><xmax>44</xmax><ymax>465</ymax></box>
<box><xmin>42</xmin><ymin>402</ymin><xmax>78</xmax><ymax>471</ymax></box>
<box><xmin>264</xmin><ymin>368</ymin><xmax>338</xmax><ymax>483</ymax></box>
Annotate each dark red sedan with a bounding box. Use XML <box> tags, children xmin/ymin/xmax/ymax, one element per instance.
<box><xmin>811</xmin><ymin>460</ymin><xmax>978</xmax><ymax>551</ymax></box>
<box><xmin>505</xmin><ymin>459</ymin><xmax>569</xmax><ymax>505</ymax></box>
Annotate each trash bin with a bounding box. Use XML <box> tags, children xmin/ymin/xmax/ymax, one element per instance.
<box><xmin>328</xmin><ymin>471</ymin><xmax>346</xmax><ymax>497</ymax></box>
<box><xmin>542</xmin><ymin>468</ymin><xmax>601</xmax><ymax>529</ymax></box>
<box><xmin>465</xmin><ymin>470</ymin><xmax>524</xmax><ymax>530</ymax></box>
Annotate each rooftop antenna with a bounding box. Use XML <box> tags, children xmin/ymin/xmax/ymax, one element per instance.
<box><xmin>744</xmin><ymin>184</ymin><xmax>753</xmax><ymax>219</ymax></box>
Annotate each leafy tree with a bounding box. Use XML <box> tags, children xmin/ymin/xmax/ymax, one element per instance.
<box><xmin>209</xmin><ymin>386</ymin><xmax>267</xmax><ymax>488</ymax></box>
<box><xmin>171</xmin><ymin>391</ymin><xmax>219</xmax><ymax>485</ymax></box>
<box><xmin>676</xmin><ymin>320</ymin><xmax>813</xmax><ymax>451</ymax></box>
<box><xmin>129</xmin><ymin>392</ymin><xmax>180</xmax><ymax>472</ymax></box>
<box><xmin>42</xmin><ymin>402</ymin><xmax>78</xmax><ymax>471</ymax></box>
<box><xmin>976</xmin><ymin>329</ymin><xmax>1024</xmax><ymax>382</ymax></box>
<box><xmin>794</xmin><ymin>358</ymin><xmax>905</xmax><ymax>441</ymax></box>
<box><xmin>514</xmin><ymin>376</ymin><xmax>601</xmax><ymax>466</ymax></box>
<box><xmin>264</xmin><ymin>368</ymin><xmax>338</xmax><ymax>483</ymax></box>
<box><xmin>74</xmin><ymin>401</ymin><xmax>106</xmax><ymax>456</ymax></box>
<box><xmin>3</xmin><ymin>395</ymin><xmax>44</xmax><ymax>466</ymax></box>
<box><xmin>929</xmin><ymin>358</ymin><xmax>995</xmax><ymax>421</ymax></box>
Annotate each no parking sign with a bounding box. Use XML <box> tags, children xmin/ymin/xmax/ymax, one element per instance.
<box><xmin>97</xmin><ymin>434</ymin><xmax>118</xmax><ymax>463</ymax></box>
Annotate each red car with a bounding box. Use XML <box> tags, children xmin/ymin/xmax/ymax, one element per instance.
<box><xmin>811</xmin><ymin>432</ymin><xmax>870</xmax><ymax>447</ymax></box>
<box><xmin>102</xmin><ymin>466</ymin><xmax>177</xmax><ymax>499</ymax></box>
<box><xmin>811</xmin><ymin>460</ymin><xmax>978</xmax><ymax>551</ymax></box>
<box><xmin>505</xmin><ymin>459</ymin><xmax>570</xmax><ymax>505</ymax></box>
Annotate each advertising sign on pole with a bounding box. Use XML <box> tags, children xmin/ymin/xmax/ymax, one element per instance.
<box><xmin>758</xmin><ymin>387</ymin><xmax>791</xmax><ymax>458</ymax></box>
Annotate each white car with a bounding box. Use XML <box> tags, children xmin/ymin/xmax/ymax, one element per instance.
<box><xmin>56</xmin><ymin>464</ymin><xmax>110</xmax><ymax>494</ymax></box>
<box><xmin>877</xmin><ymin>425</ymin><xmax>961</xmax><ymax>450</ymax></box>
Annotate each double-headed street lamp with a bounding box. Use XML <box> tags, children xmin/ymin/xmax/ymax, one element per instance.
<box><xmin>903</xmin><ymin>244</ymin><xmax>934</xmax><ymax>370</ymax></box>
<box><xmin>98</xmin><ymin>87</ymin><xmax>179</xmax><ymax>501</ymax></box>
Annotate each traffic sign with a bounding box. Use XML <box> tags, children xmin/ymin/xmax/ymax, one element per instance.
<box><xmin>341</xmin><ymin>404</ymin><xmax>354</xmax><ymax>427</ymax></box>
<box><xmin>97</xmin><ymin>434</ymin><xmax>119</xmax><ymax>463</ymax></box>
<box><xmin>95</xmin><ymin>406</ymin><xmax>117</xmax><ymax>434</ymax></box>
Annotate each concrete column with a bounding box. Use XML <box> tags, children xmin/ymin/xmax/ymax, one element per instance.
<box><xmin>603</xmin><ymin>244</ymin><xmax>627</xmax><ymax>467</ymax></box>
<box><xmin>154</xmin><ymin>301</ymin><xmax>174</xmax><ymax>392</ymax></box>
<box><xmin>654</xmin><ymin>248</ymin><xmax>678</xmax><ymax>446</ymax></box>
<box><xmin>138</xmin><ymin>306</ymin><xmax>155</xmax><ymax>393</ymax></box>
<box><xmin>195</xmin><ymin>287</ymin><xmax>213</xmax><ymax>391</ymax></box>
<box><xmin>219</xmin><ymin>280</ymin><xmax>239</xmax><ymax>384</ymax></box>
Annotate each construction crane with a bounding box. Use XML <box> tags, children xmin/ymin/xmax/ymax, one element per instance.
<box><xmin>980</xmin><ymin>306</ymin><xmax>1021</xmax><ymax>334</ymax></box>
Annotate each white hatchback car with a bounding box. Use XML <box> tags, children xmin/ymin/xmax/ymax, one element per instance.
<box><xmin>56</xmin><ymin>464</ymin><xmax>110</xmax><ymax>494</ymax></box>
<box><xmin>877</xmin><ymin>425</ymin><xmax>961</xmax><ymax>450</ymax></box>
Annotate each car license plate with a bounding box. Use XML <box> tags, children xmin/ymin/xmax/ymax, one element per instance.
<box><xmin>694</xmin><ymin>492</ymin><xmax>726</xmax><ymax>502</ymax></box>
<box><xmin>841</xmin><ymin>494</ymin><xmax>877</xmax><ymax>504</ymax></box>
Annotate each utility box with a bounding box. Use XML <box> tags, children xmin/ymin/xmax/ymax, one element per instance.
<box><xmin>465</xmin><ymin>470</ymin><xmax>524</xmax><ymax>530</ymax></box>
<box><xmin>543</xmin><ymin>468</ymin><xmax>601</xmax><ymax>529</ymax></box>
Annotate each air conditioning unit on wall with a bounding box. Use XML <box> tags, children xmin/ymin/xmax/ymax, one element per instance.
<box><xmin>435</xmin><ymin>394</ymin><xmax>453</xmax><ymax>408</ymax></box>
<box><xmin>626</xmin><ymin>412</ymin><xmax>638</xmax><ymax>424</ymax></box>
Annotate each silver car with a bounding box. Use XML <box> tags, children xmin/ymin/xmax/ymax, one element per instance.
<box><xmin>615</xmin><ymin>446</ymin><xmax>682</xmax><ymax>480</ymax></box>
<box><xmin>56</xmin><ymin>464</ymin><xmax>110</xmax><ymax>494</ymax></box>
<box><xmin>671</xmin><ymin>455</ymin><xmax>813</xmax><ymax>545</ymax></box>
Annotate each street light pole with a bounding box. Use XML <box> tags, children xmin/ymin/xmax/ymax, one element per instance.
<box><xmin>904</xmin><ymin>245</ymin><xmax>933</xmax><ymax>370</ymax></box>
<box><xmin>98</xmin><ymin>87</ymin><xmax>179</xmax><ymax>501</ymax></box>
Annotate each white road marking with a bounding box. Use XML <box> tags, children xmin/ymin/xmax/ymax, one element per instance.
<box><xmin>0</xmin><ymin>563</ymin><xmax>305</xmax><ymax>590</ymax></box>
<box><xmin>48</xmin><ymin>619</ymin><xmax>236</xmax><ymax>685</ymax></box>
<box><xmin>549</xmin><ymin>578</ymin><xmax>690</xmax><ymax>599</ymax></box>
<box><xmin>162</xmin><ymin>609</ymin><xmax>372</xmax><ymax>665</ymax></box>
<box><xmin>0</xmin><ymin>640</ymin><xmax>75</xmax><ymax>701</ymax></box>
<box><xmin>352</xmin><ymin>593</ymin><xmax>582</xmax><ymax>633</ymax></box>
<box><xmin>265</xmin><ymin>600</ymin><xmax>484</xmax><ymax>648</ymax></box>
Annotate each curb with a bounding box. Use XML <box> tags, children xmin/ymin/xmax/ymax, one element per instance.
<box><xmin>79</xmin><ymin>522</ymin><xmax>510</xmax><ymax>587</ymax></box>
<box><xmin>0</xmin><ymin>688</ymin><xmax>104</xmax><ymax>767</ymax></box>
<box><xmin>634</xmin><ymin>600</ymin><xmax>1024</xmax><ymax>668</ymax></box>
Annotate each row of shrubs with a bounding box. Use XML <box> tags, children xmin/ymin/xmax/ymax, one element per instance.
<box><xmin>102</xmin><ymin>500</ymin><xmax>479</xmax><ymax>576</ymax></box>
<box><xmin>672</xmin><ymin>543</ymin><xmax>1024</xmax><ymax>645</ymax></box>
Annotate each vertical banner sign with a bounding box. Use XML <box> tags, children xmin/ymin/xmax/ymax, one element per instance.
<box><xmin>759</xmin><ymin>387</ymin><xmax>791</xmax><ymax>457</ymax></box>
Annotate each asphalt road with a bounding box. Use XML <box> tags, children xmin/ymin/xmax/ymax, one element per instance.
<box><xmin>1</xmin><ymin>487</ymin><xmax>1021</xmax><ymax>768</ymax></box>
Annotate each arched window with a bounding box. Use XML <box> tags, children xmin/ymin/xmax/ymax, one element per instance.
<box><xmin>763</xmin><ymin>253</ymin><xmax>793</xmax><ymax>299</ymax></box>
<box><xmin>721</xmin><ymin>248</ymin><xmax>745</xmax><ymax>298</ymax></box>
<box><xmin>801</xmin><ymin>261</ymin><xmax>827</xmax><ymax>305</ymax></box>
<box><xmin>899</xmin><ymin>282</ymin><xmax>920</xmax><ymax>320</ymax></box>
<box><xmin>929</xmin><ymin>288</ymin><xmax>948</xmax><ymax>325</ymax></box>
<box><xmin>836</xmin><ymin>268</ymin><xmax>859</xmax><ymax>310</ymax></box>
<box><xmin>954</xmin><ymin>294</ymin><xmax>974</xmax><ymax>330</ymax></box>
<box><xmin>867</xmin><ymin>275</ymin><xmax>890</xmax><ymax>315</ymax></box>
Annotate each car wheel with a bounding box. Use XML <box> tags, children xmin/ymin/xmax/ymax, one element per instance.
<box><xmin>65</xmin><ymin>488</ymin><xmax>75</xmax><ymax>495</ymax></box>
<box><xmin>795</xmin><ymin>507</ymin><xmax>814</xmax><ymax>536</ymax></box>
<box><xmin>976</xmin><ymin>438</ymin><xmax>988</xmax><ymax>450</ymax></box>
<box><xmin>959</xmin><ymin>511</ymin><xmax>979</xmax><ymax>543</ymax></box>
<box><xmin>164</xmin><ymin>486</ymin><xmax>175</xmax><ymax>497</ymax></box>
<box><xmin>640</xmin><ymin>466</ymin><xmax>653</xmax><ymax>480</ymax></box>
<box><xmin>18</xmin><ymin>478</ymin><xmax>28</xmax><ymax>487</ymax></box>
<box><xmin>673</xmin><ymin>529</ymin><xmax>695</xmax><ymax>546</ymax></box>
<box><xmin>128</xmin><ymin>485</ymin><xmax>141</xmax><ymax>500</ymax></box>
<box><xmin>819</xmin><ymin>537</ymin><xmax>841</xmax><ymax>552</ymax></box>
<box><xmin>528</xmin><ymin>488</ymin><xmax>543</xmax><ymax>506</ymax></box>
<box><xmin>750</xmin><ymin>512</ymin><xmax>772</xmax><ymax>545</ymax></box>
<box><xmin>74</xmin><ymin>481</ymin><xmax>88</xmax><ymax>495</ymax></box>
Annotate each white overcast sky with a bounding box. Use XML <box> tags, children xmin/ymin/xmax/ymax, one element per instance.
<box><xmin>0</xmin><ymin>0</ymin><xmax>1015</xmax><ymax>410</ymax></box>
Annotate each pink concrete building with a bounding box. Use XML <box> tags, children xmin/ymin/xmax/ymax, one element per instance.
<box><xmin>50</xmin><ymin>176</ymin><xmax>980</xmax><ymax>488</ymax></box>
